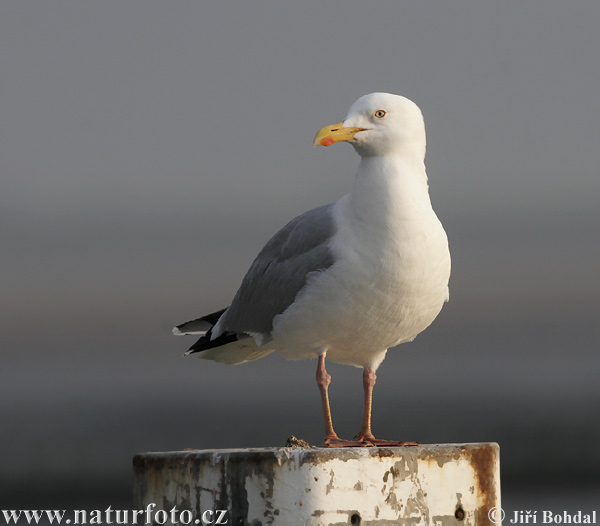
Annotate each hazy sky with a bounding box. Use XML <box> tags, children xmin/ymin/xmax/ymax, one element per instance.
<box><xmin>1</xmin><ymin>1</ymin><xmax>599</xmax><ymax>494</ymax></box>
<box><xmin>3</xmin><ymin>0</ymin><xmax>599</xmax><ymax>383</ymax></box>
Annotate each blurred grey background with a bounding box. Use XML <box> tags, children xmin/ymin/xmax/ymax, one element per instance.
<box><xmin>1</xmin><ymin>0</ymin><xmax>599</xmax><ymax>514</ymax></box>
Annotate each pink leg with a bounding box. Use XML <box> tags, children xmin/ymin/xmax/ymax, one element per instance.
<box><xmin>355</xmin><ymin>368</ymin><xmax>419</xmax><ymax>447</ymax></box>
<box><xmin>355</xmin><ymin>368</ymin><xmax>377</xmax><ymax>443</ymax></box>
<box><xmin>316</xmin><ymin>355</ymin><xmax>359</xmax><ymax>448</ymax></box>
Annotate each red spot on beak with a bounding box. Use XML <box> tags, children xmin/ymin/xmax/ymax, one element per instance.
<box><xmin>321</xmin><ymin>137</ymin><xmax>335</xmax><ymax>147</ymax></box>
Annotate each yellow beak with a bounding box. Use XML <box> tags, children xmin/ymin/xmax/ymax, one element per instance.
<box><xmin>313</xmin><ymin>122</ymin><xmax>367</xmax><ymax>147</ymax></box>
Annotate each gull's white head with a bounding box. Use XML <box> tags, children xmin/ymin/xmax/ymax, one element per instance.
<box><xmin>314</xmin><ymin>92</ymin><xmax>426</xmax><ymax>159</ymax></box>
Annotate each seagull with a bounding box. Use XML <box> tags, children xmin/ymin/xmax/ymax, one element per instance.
<box><xmin>174</xmin><ymin>93</ymin><xmax>451</xmax><ymax>447</ymax></box>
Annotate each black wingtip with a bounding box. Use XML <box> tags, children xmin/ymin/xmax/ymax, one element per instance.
<box><xmin>184</xmin><ymin>330</ymin><xmax>240</xmax><ymax>356</ymax></box>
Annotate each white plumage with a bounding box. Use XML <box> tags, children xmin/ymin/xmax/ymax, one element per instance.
<box><xmin>175</xmin><ymin>93</ymin><xmax>450</xmax><ymax>447</ymax></box>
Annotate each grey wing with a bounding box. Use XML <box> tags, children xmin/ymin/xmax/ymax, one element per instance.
<box><xmin>219</xmin><ymin>203</ymin><xmax>337</xmax><ymax>338</ymax></box>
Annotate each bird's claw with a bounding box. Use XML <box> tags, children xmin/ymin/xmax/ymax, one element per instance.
<box><xmin>323</xmin><ymin>435</ymin><xmax>419</xmax><ymax>448</ymax></box>
<box><xmin>354</xmin><ymin>434</ymin><xmax>420</xmax><ymax>447</ymax></box>
<box><xmin>322</xmin><ymin>436</ymin><xmax>363</xmax><ymax>448</ymax></box>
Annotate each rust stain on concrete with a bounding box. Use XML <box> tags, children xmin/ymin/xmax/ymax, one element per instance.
<box><xmin>467</xmin><ymin>443</ymin><xmax>500</xmax><ymax>526</ymax></box>
<box><xmin>133</xmin><ymin>443</ymin><xmax>500</xmax><ymax>525</ymax></box>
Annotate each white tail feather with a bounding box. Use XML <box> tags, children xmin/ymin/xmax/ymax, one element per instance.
<box><xmin>173</xmin><ymin>326</ymin><xmax>208</xmax><ymax>336</ymax></box>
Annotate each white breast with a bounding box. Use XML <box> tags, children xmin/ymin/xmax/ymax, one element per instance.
<box><xmin>272</xmin><ymin>156</ymin><xmax>451</xmax><ymax>370</ymax></box>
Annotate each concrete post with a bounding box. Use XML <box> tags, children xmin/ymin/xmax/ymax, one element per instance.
<box><xmin>133</xmin><ymin>442</ymin><xmax>500</xmax><ymax>526</ymax></box>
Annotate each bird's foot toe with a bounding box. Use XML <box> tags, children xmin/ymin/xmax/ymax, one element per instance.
<box><xmin>322</xmin><ymin>436</ymin><xmax>370</xmax><ymax>448</ymax></box>
<box><xmin>369</xmin><ymin>439</ymin><xmax>420</xmax><ymax>447</ymax></box>
<box><xmin>354</xmin><ymin>433</ymin><xmax>419</xmax><ymax>447</ymax></box>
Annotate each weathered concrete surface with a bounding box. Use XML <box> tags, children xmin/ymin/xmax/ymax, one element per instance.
<box><xmin>133</xmin><ymin>443</ymin><xmax>500</xmax><ymax>526</ymax></box>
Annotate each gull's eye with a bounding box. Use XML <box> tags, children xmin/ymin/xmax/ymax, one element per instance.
<box><xmin>374</xmin><ymin>110</ymin><xmax>386</xmax><ymax>119</ymax></box>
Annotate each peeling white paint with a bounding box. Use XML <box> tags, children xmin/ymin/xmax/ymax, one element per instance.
<box><xmin>134</xmin><ymin>443</ymin><xmax>501</xmax><ymax>526</ymax></box>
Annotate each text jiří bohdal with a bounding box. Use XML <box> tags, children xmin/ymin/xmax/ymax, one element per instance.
<box><xmin>511</xmin><ymin>510</ymin><xmax>597</xmax><ymax>524</ymax></box>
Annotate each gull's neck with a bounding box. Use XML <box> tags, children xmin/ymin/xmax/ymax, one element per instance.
<box><xmin>347</xmin><ymin>155</ymin><xmax>433</xmax><ymax>229</ymax></box>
